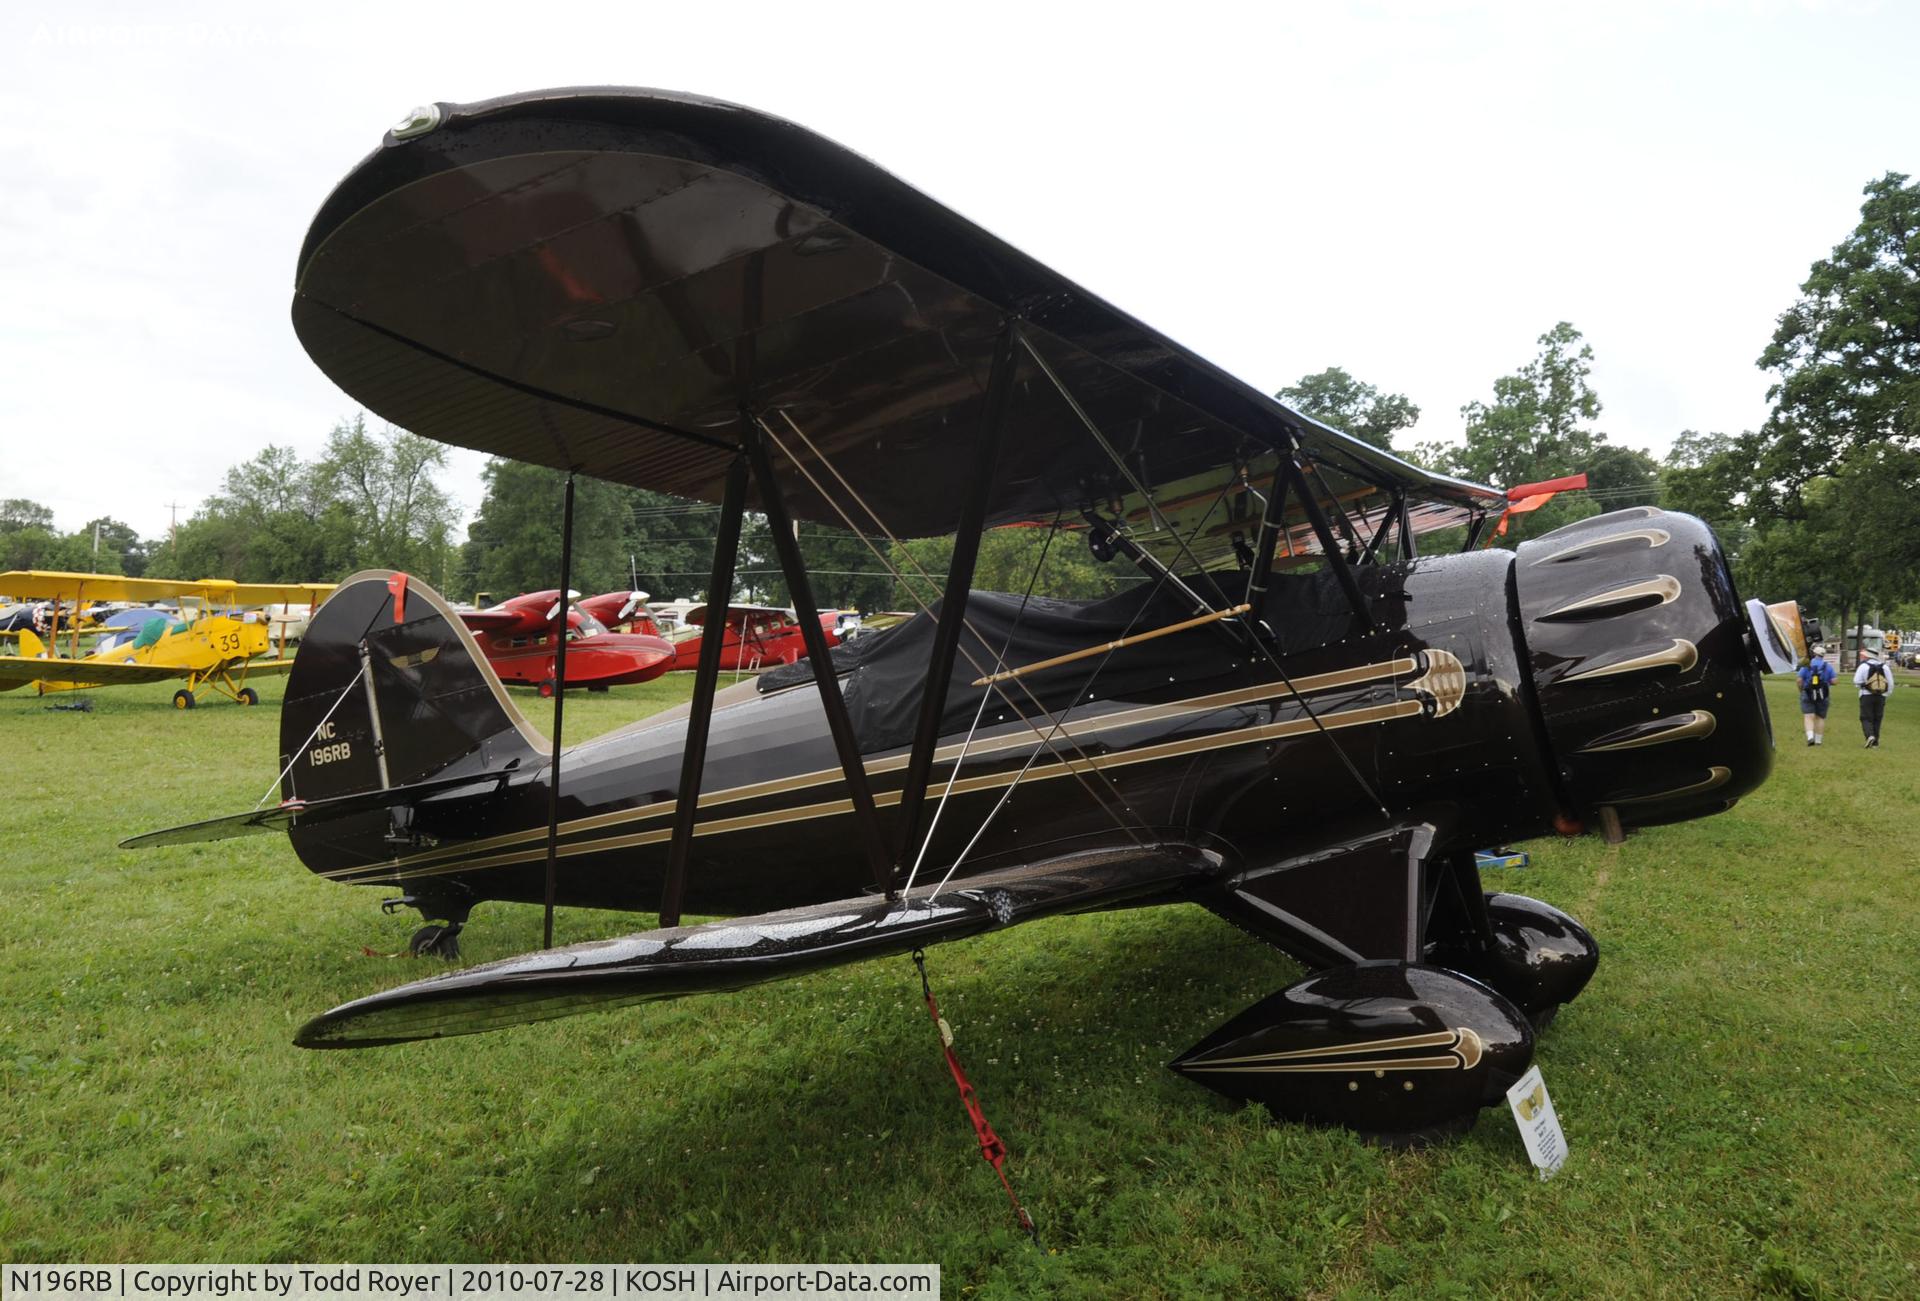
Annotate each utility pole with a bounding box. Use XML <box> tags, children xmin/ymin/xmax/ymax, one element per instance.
<box><xmin>164</xmin><ymin>501</ymin><xmax>181</xmax><ymax>559</ymax></box>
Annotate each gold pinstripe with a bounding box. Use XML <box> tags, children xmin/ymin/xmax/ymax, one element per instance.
<box><xmin>329</xmin><ymin>655</ymin><xmax>1425</xmax><ymax>879</ymax></box>
<box><xmin>324</xmin><ymin>694</ymin><xmax>1427</xmax><ymax>886</ymax></box>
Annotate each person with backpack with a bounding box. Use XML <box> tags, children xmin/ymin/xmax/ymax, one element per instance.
<box><xmin>1798</xmin><ymin>645</ymin><xmax>1838</xmax><ymax>746</ymax></box>
<box><xmin>1854</xmin><ymin>647</ymin><xmax>1895</xmax><ymax>747</ymax></box>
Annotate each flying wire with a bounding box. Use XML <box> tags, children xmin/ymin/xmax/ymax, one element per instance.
<box><xmin>901</xmin><ymin>513</ymin><xmax>1060</xmax><ymax>901</ymax></box>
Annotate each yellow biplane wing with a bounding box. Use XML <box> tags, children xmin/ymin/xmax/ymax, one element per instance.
<box><xmin>0</xmin><ymin>572</ymin><xmax>338</xmax><ymax>608</ymax></box>
<box><xmin>229</xmin><ymin>583</ymin><xmax>337</xmax><ymax>607</ymax></box>
<box><xmin>0</xmin><ymin>655</ymin><xmax>190</xmax><ymax>686</ymax></box>
<box><xmin>0</xmin><ymin>571</ymin><xmax>212</xmax><ymax>603</ymax></box>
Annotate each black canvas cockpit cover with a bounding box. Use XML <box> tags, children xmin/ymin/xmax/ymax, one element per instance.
<box><xmin>759</xmin><ymin>571</ymin><xmax>1363</xmax><ymax>754</ymax></box>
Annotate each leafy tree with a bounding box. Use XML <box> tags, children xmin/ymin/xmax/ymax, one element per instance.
<box><xmin>460</xmin><ymin>461</ymin><xmax>634</xmax><ymax>602</ymax></box>
<box><xmin>150</xmin><ymin>418</ymin><xmax>459</xmax><ymax>586</ymax></box>
<box><xmin>1755</xmin><ymin>172</ymin><xmax>1920</xmax><ymax>510</ymax></box>
<box><xmin>1416</xmin><ymin>323</ymin><xmax>1655</xmax><ymax>545</ymax></box>
<box><xmin>309</xmin><ymin>416</ymin><xmax>458</xmax><ymax>582</ymax></box>
<box><xmin>0</xmin><ymin>499</ymin><xmax>54</xmax><ymax>533</ymax></box>
<box><xmin>459</xmin><ymin>465</ymin><xmax>751</xmax><ymax>607</ymax></box>
<box><xmin>891</xmin><ymin>525</ymin><xmax>1133</xmax><ymax>608</ymax></box>
<box><xmin>0</xmin><ymin>498</ymin><xmax>143</xmax><ymax>575</ymax></box>
<box><xmin>80</xmin><ymin>517</ymin><xmax>149</xmax><ymax>577</ymax></box>
<box><xmin>1276</xmin><ymin>367</ymin><xmax>1421</xmax><ymax>453</ymax></box>
<box><xmin>1440</xmin><ymin>322</ymin><xmax>1603</xmax><ymax>490</ymax></box>
<box><xmin>1738</xmin><ymin>443</ymin><xmax>1920</xmax><ymax>640</ymax></box>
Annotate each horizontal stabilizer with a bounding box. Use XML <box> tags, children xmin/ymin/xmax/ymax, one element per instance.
<box><xmin>119</xmin><ymin>767</ymin><xmax>515</xmax><ymax>849</ymax></box>
<box><xmin>296</xmin><ymin>839</ymin><xmax>1229</xmax><ymax>1049</ymax></box>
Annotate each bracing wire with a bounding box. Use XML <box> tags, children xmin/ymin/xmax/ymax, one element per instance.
<box><xmin>901</xmin><ymin>514</ymin><xmax>1060</xmax><ymax>900</ymax></box>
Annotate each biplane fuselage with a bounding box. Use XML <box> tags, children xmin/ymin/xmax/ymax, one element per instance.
<box><xmin>281</xmin><ymin>505</ymin><xmax>1767</xmax><ymax>960</ymax></box>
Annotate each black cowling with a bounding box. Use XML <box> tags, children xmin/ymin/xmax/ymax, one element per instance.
<box><xmin>1513</xmin><ymin>508</ymin><xmax>1773</xmax><ymax>830</ymax></box>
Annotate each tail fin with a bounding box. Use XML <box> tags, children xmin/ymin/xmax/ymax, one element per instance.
<box><xmin>280</xmin><ymin>571</ymin><xmax>546</xmax><ymax>803</ymax></box>
<box><xmin>17</xmin><ymin>628</ymin><xmax>46</xmax><ymax>659</ymax></box>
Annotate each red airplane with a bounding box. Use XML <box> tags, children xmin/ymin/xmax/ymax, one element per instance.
<box><xmin>458</xmin><ymin>590</ymin><xmax>675</xmax><ymax>696</ymax></box>
<box><xmin>668</xmin><ymin>603</ymin><xmax>841</xmax><ymax>672</ymax></box>
<box><xmin>577</xmin><ymin>589</ymin><xmax>667</xmax><ymax>637</ymax></box>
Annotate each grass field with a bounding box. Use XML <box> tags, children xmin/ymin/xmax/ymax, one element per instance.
<box><xmin>3</xmin><ymin>672</ymin><xmax>1918</xmax><ymax>1296</ymax></box>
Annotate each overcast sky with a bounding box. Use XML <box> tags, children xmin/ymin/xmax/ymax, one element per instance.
<box><xmin>3</xmin><ymin>0</ymin><xmax>1913</xmax><ymax>544</ymax></box>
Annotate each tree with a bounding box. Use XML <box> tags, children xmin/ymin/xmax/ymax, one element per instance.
<box><xmin>1738</xmin><ymin>443</ymin><xmax>1920</xmax><ymax>639</ymax></box>
<box><xmin>1661</xmin><ymin>431</ymin><xmax>1756</xmax><ymax>559</ymax></box>
<box><xmin>0</xmin><ymin>499</ymin><xmax>53</xmax><ymax>533</ymax></box>
<box><xmin>1276</xmin><ymin>367</ymin><xmax>1422</xmax><ymax>453</ymax></box>
<box><xmin>460</xmin><ymin>461</ymin><xmax>634</xmax><ymax>602</ymax></box>
<box><xmin>309</xmin><ymin>416</ymin><xmax>458</xmax><ymax>583</ymax></box>
<box><xmin>459</xmin><ymin>466</ymin><xmax>739</xmax><ymax>606</ymax></box>
<box><xmin>1416</xmin><ymin>323</ymin><xmax>1652</xmax><ymax>545</ymax></box>
<box><xmin>1441</xmin><ymin>322</ymin><xmax>1603</xmax><ymax>490</ymax></box>
<box><xmin>891</xmin><ymin>525</ymin><xmax>1131</xmax><ymax>608</ymax></box>
<box><xmin>81</xmin><ymin>517</ymin><xmax>149</xmax><ymax>577</ymax></box>
<box><xmin>1755</xmin><ymin>172</ymin><xmax>1920</xmax><ymax>509</ymax></box>
<box><xmin>0</xmin><ymin>498</ymin><xmax>144</xmax><ymax>574</ymax></box>
<box><xmin>148</xmin><ymin>418</ymin><xmax>461</xmax><ymax>585</ymax></box>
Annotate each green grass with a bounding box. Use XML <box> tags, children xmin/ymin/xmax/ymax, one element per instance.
<box><xmin>3</xmin><ymin>674</ymin><xmax>1919</xmax><ymax>1297</ymax></box>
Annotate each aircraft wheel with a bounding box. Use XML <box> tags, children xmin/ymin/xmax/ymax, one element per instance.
<box><xmin>237</xmin><ymin>687</ymin><xmax>259</xmax><ymax>707</ymax></box>
<box><xmin>173</xmin><ymin>689</ymin><xmax>196</xmax><ymax>710</ymax></box>
<box><xmin>409</xmin><ymin>924</ymin><xmax>461</xmax><ymax>961</ymax></box>
<box><xmin>537</xmin><ymin>678</ymin><xmax>556</xmax><ymax>699</ymax></box>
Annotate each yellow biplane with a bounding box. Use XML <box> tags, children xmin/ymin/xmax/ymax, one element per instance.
<box><xmin>0</xmin><ymin>572</ymin><xmax>335</xmax><ymax>708</ymax></box>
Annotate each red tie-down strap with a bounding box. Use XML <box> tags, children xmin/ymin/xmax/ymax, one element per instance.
<box><xmin>386</xmin><ymin>573</ymin><xmax>409</xmax><ymax>624</ymax></box>
<box><xmin>912</xmin><ymin>950</ymin><xmax>1038</xmax><ymax>1242</ymax></box>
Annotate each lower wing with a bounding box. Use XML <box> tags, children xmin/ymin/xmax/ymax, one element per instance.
<box><xmin>0</xmin><ymin>655</ymin><xmax>186</xmax><ymax>686</ymax></box>
<box><xmin>296</xmin><ymin>838</ymin><xmax>1229</xmax><ymax>1049</ymax></box>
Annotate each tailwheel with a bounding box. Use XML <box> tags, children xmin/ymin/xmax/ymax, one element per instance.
<box><xmin>237</xmin><ymin>687</ymin><xmax>259</xmax><ymax>707</ymax></box>
<box><xmin>408</xmin><ymin>923</ymin><xmax>462</xmax><ymax>961</ymax></box>
<box><xmin>173</xmin><ymin>689</ymin><xmax>196</xmax><ymax>710</ymax></box>
<box><xmin>537</xmin><ymin>678</ymin><xmax>556</xmax><ymax>699</ymax></box>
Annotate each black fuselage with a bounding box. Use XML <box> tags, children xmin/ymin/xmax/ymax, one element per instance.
<box><xmin>286</xmin><ymin>509</ymin><xmax>1771</xmax><ymax>950</ymax></box>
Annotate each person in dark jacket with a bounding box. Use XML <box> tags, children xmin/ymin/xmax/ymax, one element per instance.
<box><xmin>1854</xmin><ymin>648</ymin><xmax>1895</xmax><ymax>747</ymax></box>
<box><xmin>1798</xmin><ymin>646</ymin><xmax>1838</xmax><ymax>746</ymax></box>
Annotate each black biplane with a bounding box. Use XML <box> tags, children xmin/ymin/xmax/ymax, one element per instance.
<box><xmin>129</xmin><ymin>88</ymin><xmax>1803</xmax><ymax>1144</ymax></box>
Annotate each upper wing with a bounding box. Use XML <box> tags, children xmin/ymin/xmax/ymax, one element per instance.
<box><xmin>684</xmin><ymin>603</ymin><xmax>789</xmax><ymax>628</ymax></box>
<box><xmin>295</xmin><ymin>838</ymin><xmax>1227</xmax><ymax>1048</ymax></box>
<box><xmin>0</xmin><ymin>571</ymin><xmax>216</xmax><ymax>603</ymax></box>
<box><xmin>0</xmin><ymin>655</ymin><xmax>186</xmax><ymax>685</ymax></box>
<box><xmin>292</xmin><ymin>90</ymin><xmax>1502</xmax><ymax>567</ymax></box>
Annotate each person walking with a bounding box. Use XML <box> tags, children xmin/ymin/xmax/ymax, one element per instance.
<box><xmin>1798</xmin><ymin>645</ymin><xmax>1838</xmax><ymax>746</ymax></box>
<box><xmin>1855</xmin><ymin>646</ymin><xmax>1895</xmax><ymax>747</ymax></box>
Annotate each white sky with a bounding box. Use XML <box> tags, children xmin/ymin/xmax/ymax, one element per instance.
<box><xmin>2</xmin><ymin>0</ymin><xmax>1913</xmax><ymax>543</ymax></box>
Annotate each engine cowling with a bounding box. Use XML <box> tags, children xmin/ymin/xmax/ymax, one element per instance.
<box><xmin>1514</xmin><ymin>508</ymin><xmax>1774</xmax><ymax>832</ymax></box>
